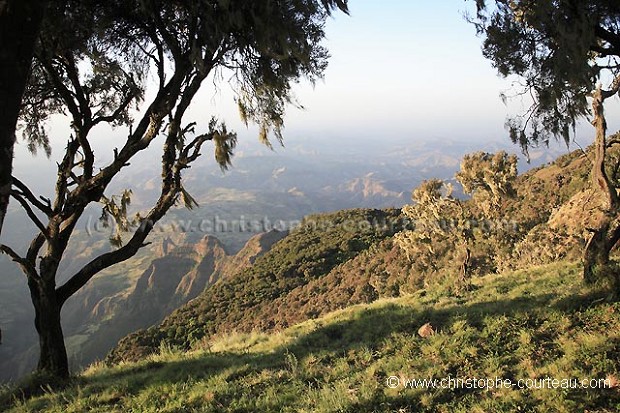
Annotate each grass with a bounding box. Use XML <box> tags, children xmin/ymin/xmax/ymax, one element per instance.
<box><xmin>2</xmin><ymin>260</ymin><xmax>620</xmax><ymax>412</ymax></box>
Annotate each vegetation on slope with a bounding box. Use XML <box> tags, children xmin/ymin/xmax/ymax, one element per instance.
<box><xmin>3</xmin><ymin>260</ymin><xmax>619</xmax><ymax>412</ymax></box>
<box><xmin>107</xmin><ymin>148</ymin><xmax>602</xmax><ymax>366</ymax></box>
<box><xmin>108</xmin><ymin>208</ymin><xmax>404</xmax><ymax>362</ymax></box>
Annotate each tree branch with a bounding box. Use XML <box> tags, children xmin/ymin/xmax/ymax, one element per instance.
<box><xmin>62</xmin><ymin>52</ymin><xmax>92</xmax><ymax>127</ymax></box>
<box><xmin>12</xmin><ymin>177</ymin><xmax>53</xmax><ymax>216</ymax></box>
<box><xmin>10</xmin><ymin>191</ymin><xmax>50</xmax><ymax>238</ymax></box>
<box><xmin>179</xmin><ymin>132</ymin><xmax>211</xmax><ymax>167</ymax></box>
<box><xmin>76</xmin><ymin>129</ymin><xmax>95</xmax><ymax>179</ymax></box>
<box><xmin>37</xmin><ymin>53</ymin><xmax>82</xmax><ymax>125</ymax></box>
<box><xmin>56</xmin><ymin>66</ymin><xmax>212</xmax><ymax>304</ymax></box>
<box><xmin>60</xmin><ymin>54</ymin><xmax>96</xmax><ymax>179</ymax></box>
<box><xmin>63</xmin><ymin>62</ymin><xmax>194</xmax><ymax>213</ymax></box>
<box><xmin>591</xmin><ymin>43</ymin><xmax>620</xmax><ymax>58</ymax></box>
<box><xmin>607</xmin><ymin>137</ymin><xmax>620</xmax><ymax>148</ymax></box>
<box><xmin>602</xmin><ymin>75</ymin><xmax>620</xmax><ymax>100</ymax></box>
<box><xmin>53</xmin><ymin>137</ymin><xmax>80</xmax><ymax>212</ymax></box>
<box><xmin>26</xmin><ymin>232</ymin><xmax>45</xmax><ymax>268</ymax></box>
<box><xmin>0</xmin><ymin>244</ymin><xmax>38</xmax><ymax>278</ymax></box>
<box><xmin>92</xmin><ymin>86</ymin><xmax>136</xmax><ymax>126</ymax></box>
<box><xmin>56</xmin><ymin>190</ymin><xmax>176</xmax><ymax>305</ymax></box>
<box><xmin>595</xmin><ymin>26</ymin><xmax>620</xmax><ymax>52</ymax></box>
<box><xmin>143</xmin><ymin>27</ymin><xmax>167</xmax><ymax>88</ymax></box>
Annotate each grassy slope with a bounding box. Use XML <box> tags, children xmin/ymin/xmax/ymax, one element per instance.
<box><xmin>5</xmin><ymin>260</ymin><xmax>619</xmax><ymax>412</ymax></box>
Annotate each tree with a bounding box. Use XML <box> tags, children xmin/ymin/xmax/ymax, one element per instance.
<box><xmin>456</xmin><ymin>151</ymin><xmax>518</xmax><ymax>215</ymax></box>
<box><xmin>470</xmin><ymin>1</ymin><xmax>620</xmax><ymax>285</ymax></box>
<box><xmin>456</xmin><ymin>150</ymin><xmax>519</xmax><ymax>271</ymax></box>
<box><xmin>0</xmin><ymin>0</ymin><xmax>48</xmax><ymax>236</ymax></box>
<box><xmin>0</xmin><ymin>0</ymin><xmax>349</xmax><ymax>380</ymax></box>
<box><xmin>395</xmin><ymin>151</ymin><xmax>517</xmax><ymax>290</ymax></box>
<box><xmin>395</xmin><ymin>179</ymin><xmax>474</xmax><ymax>291</ymax></box>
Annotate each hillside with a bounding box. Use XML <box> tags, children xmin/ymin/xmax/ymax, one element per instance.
<box><xmin>0</xmin><ymin>144</ymin><xmax>609</xmax><ymax>399</ymax></box>
<box><xmin>71</xmin><ymin>230</ymin><xmax>289</xmax><ymax>368</ymax></box>
<box><xmin>107</xmin><ymin>147</ymin><xmax>597</xmax><ymax>364</ymax></box>
<box><xmin>1</xmin><ymin>137</ymin><xmax>506</xmax><ymax>383</ymax></box>
<box><xmin>108</xmin><ymin>208</ymin><xmax>405</xmax><ymax>362</ymax></box>
<box><xmin>4</xmin><ymin>261</ymin><xmax>619</xmax><ymax>412</ymax></box>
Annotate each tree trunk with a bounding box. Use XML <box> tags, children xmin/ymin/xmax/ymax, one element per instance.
<box><xmin>583</xmin><ymin>218</ymin><xmax>620</xmax><ymax>286</ymax></box>
<box><xmin>460</xmin><ymin>247</ymin><xmax>471</xmax><ymax>281</ymax></box>
<box><xmin>457</xmin><ymin>246</ymin><xmax>471</xmax><ymax>292</ymax></box>
<box><xmin>0</xmin><ymin>0</ymin><xmax>47</xmax><ymax>235</ymax></box>
<box><xmin>583</xmin><ymin>86</ymin><xmax>620</xmax><ymax>285</ymax></box>
<box><xmin>28</xmin><ymin>277</ymin><xmax>69</xmax><ymax>379</ymax></box>
<box><xmin>583</xmin><ymin>225</ymin><xmax>611</xmax><ymax>284</ymax></box>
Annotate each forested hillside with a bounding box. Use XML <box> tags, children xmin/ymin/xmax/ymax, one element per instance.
<box><xmin>108</xmin><ymin>208</ymin><xmax>404</xmax><ymax>362</ymax></box>
<box><xmin>4</xmin><ymin>137</ymin><xmax>620</xmax><ymax>413</ymax></box>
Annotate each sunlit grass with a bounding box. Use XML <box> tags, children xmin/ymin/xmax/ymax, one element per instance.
<box><xmin>3</xmin><ymin>260</ymin><xmax>620</xmax><ymax>412</ymax></box>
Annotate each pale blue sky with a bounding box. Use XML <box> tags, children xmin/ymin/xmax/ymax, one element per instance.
<box><xmin>283</xmin><ymin>0</ymin><xmax>510</xmax><ymax>140</ymax></box>
<box><xmin>193</xmin><ymin>0</ymin><xmax>513</xmax><ymax>142</ymax></box>
<box><xmin>158</xmin><ymin>0</ymin><xmax>620</xmax><ymax>145</ymax></box>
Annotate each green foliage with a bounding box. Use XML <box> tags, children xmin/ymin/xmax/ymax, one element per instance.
<box><xmin>456</xmin><ymin>151</ymin><xmax>518</xmax><ymax>214</ymax></box>
<box><xmin>395</xmin><ymin>179</ymin><xmax>470</xmax><ymax>283</ymax></box>
<box><xmin>471</xmin><ymin>0</ymin><xmax>620</xmax><ymax>149</ymax></box>
<box><xmin>473</xmin><ymin>2</ymin><xmax>620</xmax><ymax>286</ymax></box>
<box><xmin>22</xmin><ymin>0</ymin><xmax>349</xmax><ymax>153</ymax></box>
<box><xmin>210</xmin><ymin>120</ymin><xmax>238</xmax><ymax>171</ymax></box>
<box><xmin>508</xmin><ymin>224</ymin><xmax>583</xmax><ymax>271</ymax></box>
<box><xmin>3</xmin><ymin>0</ymin><xmax>351</xmax><ymax>381</ymax></box>
<box><xmin>395</xmin><ymin>152</ymin><xmax>518</xmax><ymax>290</ymax></box>
<box><xmin>263</xmin><ymin>237</ymin><xmax>414</xmax><ymax>329</ymax></box>
<box><xmin>21</xmin><ymin>0</ymin><xmax>146</xmax><ymax>155</ymax></box>
<box><xmin>99</xmin><ymin>190</ymin><xmax>135</xmax><ymax>248</ymax></box>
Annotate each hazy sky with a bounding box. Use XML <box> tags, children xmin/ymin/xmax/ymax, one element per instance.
<box><xmin>285</xmin><ymin>0</ymin><xmax>511</xmax><ymax>140</ymax></box>
<box><xmin>274</xmin><ymin>0</ymin><xmax>620</xmax><ymax>143</ymax></box>
<box><xmin>13</xmin><ymin>0</ymin><xmax>620</xmax><ymax>170</ymax></box>
<box><xmin>187</xmin><ymin>0</ymin><xmax>515</xmax><ymax>142</ymax></box>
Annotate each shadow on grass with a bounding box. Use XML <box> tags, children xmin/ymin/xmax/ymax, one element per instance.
<box><xmin>285</xmin><ymin>291</ymin><xmax>561</xmax><ymax>355</ymax></box>
<box><xmin>2</xmin><ymin>283</ymin><xmax>615</xmax><ymax>411</ymax></box>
